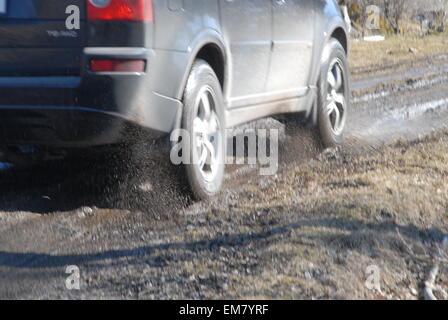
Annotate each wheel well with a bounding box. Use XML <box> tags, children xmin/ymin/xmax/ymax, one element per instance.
<box><xmin>196</xmin><ymin>44</ymin><xmax>225</xmax><ymax>89</ymax></box>
<box><xmin>331</xmin><ymin>27</ymin><xmax>348</xmax><ymax>54</ymax></box>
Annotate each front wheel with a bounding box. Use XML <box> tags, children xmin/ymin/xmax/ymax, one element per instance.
<box><xmin>317</xmin><ymin>39</ymin><xmax>350</xmax><ymax>148</ymax></box>
<box><xmin>180</xmin><ymin>60</ymin><xmax>226</xmax><ymax>200</ymax></box>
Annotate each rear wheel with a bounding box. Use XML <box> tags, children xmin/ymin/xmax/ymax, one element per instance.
<box><xmin>181</xmin><ymin>60</ymin><xmax>225</xmax><ymax>200</ymax></box>
<box><xmin>317</xmin><ymin>39</ymin><xmax>349</xmax><ymax>148</ymax></box>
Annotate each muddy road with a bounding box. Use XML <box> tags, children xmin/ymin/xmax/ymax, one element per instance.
<box><xmin>0</xmin><ymin>54</ymin><xmax>448</xmax><ymax>299</ymax></box>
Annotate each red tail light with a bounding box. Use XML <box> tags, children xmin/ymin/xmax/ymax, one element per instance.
<box><xmin>91</xmin><ymin>59</ymin><xmax>146</xmax><ymax>72</ymax></box>
<box><xmin>87</xmin><ymin>0</ymin><xmax>153</xmax><ymax>22</ymax></box>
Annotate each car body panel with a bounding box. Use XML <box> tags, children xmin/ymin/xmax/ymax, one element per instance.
<box><xmin>220</xmin><ymin>0</ymin><xmax>272</xmax><ymax>104</ymax></box>
<box><xmin>267</xmin><ymin>0</ymin><xmax>315</xmax><ymax>94</ymax></box>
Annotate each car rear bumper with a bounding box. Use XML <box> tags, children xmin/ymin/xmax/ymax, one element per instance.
<box><xmin>0</xmin><ymin>106</ymin><xmax>146</xmax><ymax>147</ymax></box>
<box><xmin>0</xmin><ymin>49</ymin><xmax>183</xmax><ymax>147</ymax></box>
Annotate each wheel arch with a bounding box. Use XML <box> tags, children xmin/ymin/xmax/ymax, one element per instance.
<box><xmin>176</xmin><ymin>30</ymin><xmax>229</xmax><ymax>101</ymax></box>
<box><xmin>306</xmin><ymin>16</ymin><xmax>349</xmax><ymax>123</ymax></box>
<box><xmin>196</xmin><ymin>43</ymin><xmax>225</xmax><ymax>91</ymax></box>
<box><xmin>172</xmin><ymin>30</ymin><xmax>229</xmax><ymax>135</ymax></box>
<box><xmin>330</xmin><ymin>27</ymin><xmax>348</xmax><ymax>55</ymax></box>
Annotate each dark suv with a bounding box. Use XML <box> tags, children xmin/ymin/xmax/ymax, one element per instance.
<box><xmin>0</xmin><ymin>0</ymin><xmax>349</xmax><ymax>199</ymax></box>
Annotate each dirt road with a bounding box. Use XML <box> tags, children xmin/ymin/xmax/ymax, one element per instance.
<box><xmin>0</xmin><ymin>52</ymin><xmax>447</xmax><ymax>300</ymax></box>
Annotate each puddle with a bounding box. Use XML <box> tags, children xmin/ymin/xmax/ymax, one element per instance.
<box><xmin>387</xmin><ymin>98</ymin><xmax>448</xmax><ymax>120</ymax></box>
<box><xmin>352</xmin><ymin>62</ymin><xmax>448</xmax><ymax>92</ymax></box>
<box><xmin>353</xmin><ymin>74</ymin><xmax>448</xmax><ymax>103</ymax></box>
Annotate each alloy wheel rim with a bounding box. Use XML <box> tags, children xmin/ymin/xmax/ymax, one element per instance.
<box><xmin>326</xmin><ymin>58</ymin><xmax>347</xmax><ymax>135</ymax></box>
<box><xmin>192</xmin><ymin>85</ymin><xmax>222</xmax><ymax>182</ymax></box>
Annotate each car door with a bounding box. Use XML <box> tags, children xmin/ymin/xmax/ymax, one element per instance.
<box><xmin>220</xmin><ymin>0</ymin><xmax>272</xmax><ymax>108</ymax></box>
<box><xmin>267</xmin><ymin>0</ymin><xmax>315</xmax><ymax>98</ymax></box>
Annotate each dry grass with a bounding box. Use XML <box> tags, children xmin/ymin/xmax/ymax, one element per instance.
<box><xmin>350</xmin><ymin>34</ymin><xmax>448</xmax><ymax>75</ymax></box>
<box><xmin>239</xmin><ymin>132</ymin><xmax>448</xmax><ymax>230</ymax></box>
<box><xmin>225</xmin><ymin>131</ymin><xmax>448</xmax><ymax>299</ymax></box>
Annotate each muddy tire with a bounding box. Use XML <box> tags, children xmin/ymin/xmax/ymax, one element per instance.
<box><xmin>181</xmin><ymin>60</ymin><xmax>226</xmax><ymax>200</ymax></box>
<box><xmin>317</xmin><ymin>39</ymin><xmax>350</xmax><ymax>148</ymax></box>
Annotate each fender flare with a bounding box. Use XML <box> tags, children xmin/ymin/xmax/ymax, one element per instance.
<box><xmin>306</xmin><ymin>17</ymin><xmax>348</xmax><ymax>122</ymax></box>
<box><xmin>176</xmin><ymin>29</ymin><xmax>230</xmax><ymax>100</ymax></box>
<box><xmin>172</xmin><ymin>29</ymin><xmax>230</xmax><ymax>135</ymax></box>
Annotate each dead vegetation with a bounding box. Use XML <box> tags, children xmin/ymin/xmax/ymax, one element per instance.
<box><xmin>350</xmin><ymin>34</ymin><xmax>448</xmax><ymax>77</ymax></box>
<box><xmin>218</xmin><ymin>130</ymin><xmax>448</xmax><ymax>299</ymax></box>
